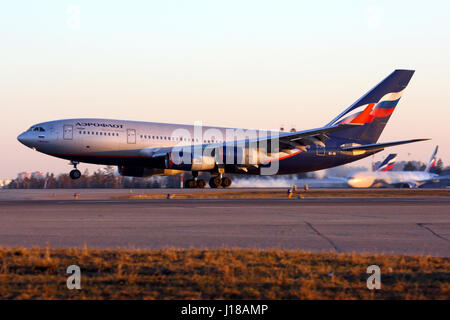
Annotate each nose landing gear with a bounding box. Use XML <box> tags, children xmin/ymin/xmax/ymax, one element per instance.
<box><xmin>69</xmin><ymin>161</ymin><xmax>81</xmax><ymax>180</ymax></box>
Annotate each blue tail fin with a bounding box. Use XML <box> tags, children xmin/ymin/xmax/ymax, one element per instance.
<box><xmin>327</xmin><ymin>69</ymin><xmax>415</xmax><ymax>144</ymax></box>
<box><xmin>376</xmin><ymin>153</ymin><xmax>397</xmax><ymax>172</ymax></box>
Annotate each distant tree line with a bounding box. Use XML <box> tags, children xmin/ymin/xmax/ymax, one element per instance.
<box><xmin>7</xmin><ymin>166</ymin><xmax>181</xmax><ymax>189</ymax></box>
<box><xmin>6</xmin><ymin>166</ymin><xmax>313</xmax><ymax>189</ymax></box>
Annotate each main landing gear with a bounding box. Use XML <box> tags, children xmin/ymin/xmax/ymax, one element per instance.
<box><xmin>184</xmin><ymin>169</ymin><xmax>233</xmax><ymax>189</ymax></box>
<box><xmin>69</xmin><ymin>161</ymin><xmax>81</xmax><ymax>180</ymax></box>
<box><xmin>209</xmin><ymin>176</ymin><xmax>232</xmax><ymax>188</ymax></box>
<box><xmin>209</xmin><ymin>168</ymin><xmax>232</xmax><ymax>188</ymax></box>
<box><xmin>184</xmin><ymin>171</ymin><xmax>206</xmax><ymax>188</ymax></box>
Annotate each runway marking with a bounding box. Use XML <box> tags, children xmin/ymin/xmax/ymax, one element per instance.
<box><xmin>304</xmin><ymin>221</ymin><xmax>340</xmax><ymax>253</ymax></box>
<box><xmin>417</xmin><ymin>223</ymin><xmax>450</xmax><ymax>243</ymax></box>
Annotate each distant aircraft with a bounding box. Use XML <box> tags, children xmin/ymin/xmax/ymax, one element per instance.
<box><xmin>18</xmin><ymin>70</ymin><xmax>428</xmax><ymax>188</ymax></box>
<box><xmin>347</xmin><ymin>146</ymin><xmax>449</xmax><ymax>188</ymax></box>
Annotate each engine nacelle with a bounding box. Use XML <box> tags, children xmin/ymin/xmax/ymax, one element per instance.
<box><xmin>165</xmin><ymin>151</ymin><xmax>216</xmax><ymax>171</ymax></box>
<box><xmin>118</xmin><ymin>166</ymin><xmax>183</xmax><ymax>177</ymax></box>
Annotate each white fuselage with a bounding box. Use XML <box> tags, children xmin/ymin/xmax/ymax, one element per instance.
<box><xmin>18</xmin><ymin>118</ymin><xmax>241</xmax><ymax>157</ymax></box>
<box><xmin>347</xmin><ymin>170</ymin><xmax>438</xmax><ymax>188</ymax></box>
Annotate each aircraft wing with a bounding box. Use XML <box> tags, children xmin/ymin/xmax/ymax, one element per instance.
<box><xmin>138</xmin><ymin>123</ymin><xmax>363</xmax><ymax>162</ymax></box>
<box><xmin>163</xmin><ymin>123</ymin><xmax>363</xmax><ymax>153</ymax></box>
<box><xmin>340</xmin><ymin>139</ymin><xmax>430</xmax><ymax>152</ymax></box>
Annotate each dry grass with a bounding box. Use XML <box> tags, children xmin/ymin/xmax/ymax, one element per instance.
<box><xmin>115</xmin><ymin>189</ymin><xmax>450</xmax><ymax>200</ymax></box>
<box><xmin>0</xmin><ymin>247</ymin><xmax>448</xmax><ymax>300</ymax></box>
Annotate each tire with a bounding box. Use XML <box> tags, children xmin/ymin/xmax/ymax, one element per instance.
<box><xmin>221</xmin><ymin>176</ymin><xmax>232</xmax><ymax>188</ymax></box>
<box><xmin>185</xmin><ymin>179</ymin><xmax>197</xmax><ymax>188</ymax></box>
<box><xmin>197</xmin><ymin>179</ymin><xmax>206</xmax><ymax>188</ymax></box>
<box><xmin>209</xmin><ymin>176</ymin><xmax>221</xmax><ymax>188</ymax></box>
<box><xmin>69</xmin><ymin>169</ymin><xmax>81</xmax><ymax>180</ymax></box>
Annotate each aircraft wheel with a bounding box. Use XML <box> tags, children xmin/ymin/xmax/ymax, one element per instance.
<box><xmin>69</xmin><ymin>169</ymin><xmax>81</xmax><ymax>180</ymax></box>
<box><xmin>197</xmin><ymin>179</ymin><xmax>206</xmax><ymax>189</ymax></box>
<box><xmin>209</xmin><ymin>176</ymin><xmax>222</xmax><ymax>188</ymax></box>
<box><xmin>221</xmin><ymin>176</ymin><xmax>232</xmax><ymax>188</ymax></box>
<box><xmin>185</xmin><ymin>179</ymin><xmax>197</xmax><ymax>188</ymax></box>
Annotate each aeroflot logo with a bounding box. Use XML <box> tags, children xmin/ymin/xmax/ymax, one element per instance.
<box><xmin>76</xmin><ymin>122</ymin><xmax>123</xmax><ymax>128</ymax></box>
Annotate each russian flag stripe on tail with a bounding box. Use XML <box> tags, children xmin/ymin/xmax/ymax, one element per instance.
<box><xmin>425</xmin><ymin>146</ymin><xmax>439</xmax><ymax>173</ymax></box>
<box><xmin>327</xmin><ymin>70</ymin><xmax>415</xmax><ymax>144</ymax></box>
<box><xmin>376</xmin><ymin>154</ymin><xmax>397</xmax><ymax>172</ymax></box>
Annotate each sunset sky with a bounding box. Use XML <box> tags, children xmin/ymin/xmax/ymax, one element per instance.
<box><xmin>1</xmin><ymin>0</ymin><xmax>449</xmax><ymax>178</ymax></box>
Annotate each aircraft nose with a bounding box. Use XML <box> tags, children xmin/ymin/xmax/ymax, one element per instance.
<box><xmin>347</xmin><ymin>178</ymin><xmax>357</xmax><ymax>188</ymax></box>
<box><xmin>17</xmin><ymin>132</ymin><xmax>33</xmax><ymax>148</ymax></box>
<box><xmin>17</xmin><ymin>133</ymin><xmax>25</xmax><ymax>144</ymax></box>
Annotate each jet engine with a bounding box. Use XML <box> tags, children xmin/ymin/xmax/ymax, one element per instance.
<box><xmin>165</xmin><ymin>151</ymin><xmax>216</xmax><ymax>171</ymax></box>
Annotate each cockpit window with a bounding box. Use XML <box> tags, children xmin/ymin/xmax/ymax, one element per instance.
<box><xmin>29</xmin><ymin>126</ymin><xmax>45</xmax><ymax>132</ymax></box>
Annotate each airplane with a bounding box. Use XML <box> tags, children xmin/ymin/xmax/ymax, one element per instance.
<box><xmin>326</xmin><ymin>153</ymin><xmax>397</xmax><ymax>184</ymax></box>
<box><xmin>17</xmin><ymin>69</ymin><xmax>429</xmax><ymax>188</ymax></box>
<box><xmin>347</xmin><ymin>146</ymin><xmax>449</xmax><ymax>188</ymax></box>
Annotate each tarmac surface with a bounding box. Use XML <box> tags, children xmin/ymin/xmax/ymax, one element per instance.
<box><xmin>0</xmin><ymin>189</ymin><xmax>449</xmax><ymax>256</ymax></box>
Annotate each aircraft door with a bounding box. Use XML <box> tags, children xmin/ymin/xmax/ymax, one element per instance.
<box><xmin>63</xmin><ymin>125</ymin><xmax>73</xmax><ymax>140</ymax></box>
<box><xmin>127</xmin><ymin>129</ymin><xmax>136</xmax><ymax>144</ymax></box>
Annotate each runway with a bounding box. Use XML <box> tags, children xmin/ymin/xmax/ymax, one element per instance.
<box><xmin>0</xmin><ymin>193</ymin><xmax>449</xmax><ymax>256</ymax></box>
